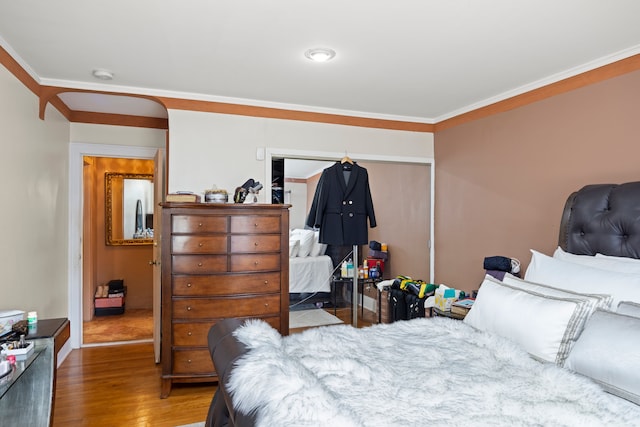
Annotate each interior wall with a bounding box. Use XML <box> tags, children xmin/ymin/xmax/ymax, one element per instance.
<box><xmin>0</xmin><ymin>64</ymin><xmax>70</xmax><ymax>318</ymax></box>
<box><xmin>85</xmin><ymin>157</ymin><xmax>155</xmax><ymax>317</ymax></box>
<box><xmin>284</xmin><ymin>179</ymin><xmax>308</xmax><ymax>229</ymax></box>
<box><xmin>434</xmin><ymin>69</ymin><xmax>640</xmax><ymax>293</ymax></box>
<box><xmin>166</xmin><ymin>110</ymin><xmax>433</xmax><ymax>196</ymax></box>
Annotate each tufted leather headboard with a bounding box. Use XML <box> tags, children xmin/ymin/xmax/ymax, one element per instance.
<box><xmin>559</xmin><ymin>181</ymin><xmax>640</xmax><ymax>259</ymax></box>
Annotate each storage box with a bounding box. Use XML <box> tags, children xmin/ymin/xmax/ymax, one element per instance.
<box><xmin>0</xmin><ymin>310</ymin><xmax>25</xmax><ymax>336</ymax></box>
<box><xmin>368</xmin><ymin>249</ymin><xmax>388</xmax><ymax>261</ymax></box>
<box><xmin>1</xmin><ymin>340</ymin><xmax>34</xmax><ymax>360</ymax></box>
<box><xmin>95</xmin><ymin>296</ymin><xmax>124</xmax><ymax>308</ymax></box>
<box><xmin>379</xmin><ymin>287</ymin><xmax>391</xmax><ymax>323</ymax></box>
<box><xmin>434</xmin><ymin>287</ymin><xmax>457</xmax><ymax>311</ymax></box>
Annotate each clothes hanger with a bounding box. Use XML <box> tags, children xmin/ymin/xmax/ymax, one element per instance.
<box><xmin>340</xmin><ymin>151</ymin><xmax>353</xmax><ymax>165</ymax></box>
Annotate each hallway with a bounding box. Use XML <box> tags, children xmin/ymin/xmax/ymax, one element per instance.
<box><xmin>83</xmin><ymin>308</ymin><xmax>153</xmax><ymax>344</ymax></box>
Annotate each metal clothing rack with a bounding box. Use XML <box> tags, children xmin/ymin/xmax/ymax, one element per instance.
<box><xmin>352</xmin><ymin>244</ymin><xmax>358</xmax><ymax>327</ymax></box>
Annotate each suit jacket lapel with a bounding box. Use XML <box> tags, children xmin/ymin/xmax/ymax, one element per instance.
<box><xmin>333</xmin><ymin>162</ymin><xmax>348</xmax><ymax>193</ymax></box>
<box><xmin>344</xmin><ymin>163</ymin><xmax>359</xmax><ymax>197</ymax></box>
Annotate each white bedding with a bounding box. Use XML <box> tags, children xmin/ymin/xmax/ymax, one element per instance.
<box><xmin>228</xmin><ymin>318</ymin><xmax>640</xmax><ymax>427</ymax></box>
<box><xmin>289</xmin><ymin>255</ymin><xmax>333</xmax><ymax>293</ymax></box>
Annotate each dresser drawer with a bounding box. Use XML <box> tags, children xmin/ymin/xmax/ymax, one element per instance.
<box><xmin>173</xmin><ymin>316</ymin><xmax>281</xmax><ymax>346</ymax></box>
<box><xmin>230</xmin><ymin>254</ymin><xmax>280</xmax><ymax>272</ymax></box>
<box><xmin>173</xmin><ymin>272</ymin><xmax>281</xmax><ymax>296</ymax></box>
<box><xmin>172</xmin><ymin>255</ymin><xmax>227</xmax><ymax>274</ymax></box>
<box><xmin>173</xmin><ymin>294</ymin><xmax>281</xmax><ymax>319</ymax></box>
<box><xmin>172</xmin><ymin>215</ymin><xmax>227</xmax><ymax>234</ymax></box>
<box><xmin>230</xmin><ymin>234</ymin><xmax>280</xmax><ymax>253</ymax></box>
<box><xmin>172</xmin><ymin>349</ymin><xmax>213</xmax><ymax>375</ymax></box>
<box><xmin>230</xmin><ymin>215</ymin><xmax>281</xmax><ymax>234</ymax></box>
<box><xmin>172</xmin><ymin>235</ymin><xmax>228</xmax><ymax>254</ymax></box>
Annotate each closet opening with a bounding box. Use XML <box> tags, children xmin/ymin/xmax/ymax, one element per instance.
<box><xmin>268</xmin><ymin>150</ymin><xmax>434</xmax><ymax>330</ymax></box>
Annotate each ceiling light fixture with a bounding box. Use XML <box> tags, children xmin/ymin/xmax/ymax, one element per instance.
<box><xmin>304</xmin><ymin>48</ymin><xmax>336</xmax><ymax>63</ymax></box>
<box><xmin>92</xmin><ymin>69</ymin><xmax>114</xmax><ymax>80</ymax></box>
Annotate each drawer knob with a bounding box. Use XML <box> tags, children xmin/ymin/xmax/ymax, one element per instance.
<box><xmin>198</xmin><ymin>262</ymin><xmax>203</xmax><ymax>267</ymax></box>
<box><xmin>187</xmin><ymin>283</ymin><xmax>192</xmax><ymax>288</ymax></box>
<box><xmin>254</xmin><ymin>261</ymin><xmax>259</xmax><ymax>266</ymax></box>
<box><xmin>187</xmin><ymin>331</ymin><xmax>192</xmax><ymax>336</ymax></box>
<box><xmin>198</xmin><ymin>242</ymin><xmax>203</xmax><ymax>247</ymax></box>
<box><xmin>264</xmin><ymin>280</ymin><xmax>268</xmax><ymax>285</ymax></box>
<box><xmin>264</xmin><ymin>303</ymin><xmax>269</xmax><ymax>307</ymax></box>
<box><xmin>187</xmin><ymin>306</ymin><xmax>192</xmax><ymax>311</ymax></box>
<box><xmin>254</xmin><ymin>242</ymin><xmax>259</xmax><ymax>246</ymax></box>
<box><xmin>198</xmin><ymin>223</ymin><xmax>203</xmax><ymax>227</ymax></box>
<box><xmin>254</xmin><ymin>223</ymin><xmax>258</xmax><ymax>227</ymax></box>
<box><xmin>187</xmin><ymin>359</ymin><xmax>192</xmax><ymax>364</ymax></box>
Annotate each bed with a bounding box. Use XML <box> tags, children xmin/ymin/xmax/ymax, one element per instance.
<box><xmin>289</xmin><ymin>255</ymin><xmax>333</xmax><ymax>294</ymax></box>
<box><xmin>288</xmin><ymin>228</ymin><xmax>335</xmax><ymax>308</ymax></box>
<box><xmin>206</xmin><ymin>181</ymin><xmax>640</xmax><ymax>427</ymax></box>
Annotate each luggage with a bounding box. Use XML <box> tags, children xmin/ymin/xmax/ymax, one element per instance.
<box><xmin>389</xmin><ymin>288</ymin><xmax>407</xmax><ymax>322</ymax></box>
<box><xmin>388</xmin><ymin>276</ymin><xmax>434</xmax><ymax>321</ymax></box>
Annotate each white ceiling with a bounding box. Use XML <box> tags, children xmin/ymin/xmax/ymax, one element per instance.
<box><xmin>2</xmin><ymin>1</ymin><xmax>640</xmax><ymax>123</ymax></box>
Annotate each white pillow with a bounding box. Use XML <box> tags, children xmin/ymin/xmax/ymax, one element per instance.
<box><xmin>501</xmin><ymin>273</ymin><xmax>612</xmax><ymax>359</ymax></box>
<box><xmin>616</xmin><ymin>301</ymin><xmax>640</xmax><ymax>318</ymax></box>
<box><xmin>309</xmin><ymin>230</ymin><xmax>327</xmax><ymax>257</ymax></box>
<box><xmin>289</xmin><ymin>239</ymin><xmax>300</xmax><ymax>258</ymax></box>
<box><xmin>565</xmin><ymin>310</ymin><xmax>640</xmax><ymax>405</ymax></box>
<box><xmin>525</xmin><ymin>249</ymin><xmax>640</xmax><ymax>308</ymax></box>
<box><xmin>502</xmin><ymin>273</ymin><xmax>612</xmax><ymax>310</ymax></box>
<box><xmin>464</xmin><ymin>275</ymin><xmax>589</xmax><ymax>365</ymax></box>
<box><xmin>290</xmin><ymin>229</ymin><xmax>314</xmax><ymax>257</ymax></box>
<box><xmin>554</xmin><ymin>246</ymin><xmax>640</xmax><ymax>275</ymax></box>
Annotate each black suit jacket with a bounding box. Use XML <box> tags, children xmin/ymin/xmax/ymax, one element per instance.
<box><xmin>306</xmin><ymin>162</ymin><xmax>376</xmax><ymax>245</ymax></box>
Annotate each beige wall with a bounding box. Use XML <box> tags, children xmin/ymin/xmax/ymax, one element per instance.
<box><xmin>166</xmin><ymin>109</ymin><xmax>434</xmax><ymax>196</ymax></box>
<box><xmin>71</xmin><ymin>123</ymin><xmax>167</xmax><ymax>148</ymax></box>
<box><xmin>434</xmin><ymin>69</ymin><xmax>640</xmax><ymax>293</ymax></box>
<box><xmin>0</xmin><ymin>65</ymin><xmax>70</xmax><ymax>319</ymax></box>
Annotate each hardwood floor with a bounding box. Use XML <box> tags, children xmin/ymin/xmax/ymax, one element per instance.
<box><xmin>53</xmin><ymin>343</ymin><xmax>215</xmax><ymax>427</ymax></box>
<box><xmin>83</xmin><ymin>308</ymin><xmax>153</xmax><ymax>344</ymax></box>
<box><xmin>55</xmin><ymin>308</ymin><xmax>375</xmax><ymax>426</ymax></box>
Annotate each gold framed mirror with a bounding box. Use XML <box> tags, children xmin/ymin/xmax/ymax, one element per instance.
<box><xmin>105</xmin><ymin>172</ymin><xmax>154</xmax><ymax>246</ymax></box>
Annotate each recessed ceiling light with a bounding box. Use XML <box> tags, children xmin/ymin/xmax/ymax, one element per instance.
<box><xmin>304</xmin><ymin>48</ymin><xmax>336</xmax><ymax>63</ymax></box>
<box><xmin>92</xmin><ymin>69</ymin><xmax>114</xmax><ymax>80</ymax></box>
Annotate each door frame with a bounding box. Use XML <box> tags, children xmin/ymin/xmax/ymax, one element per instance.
<box><xmin>68</xmin><ymin>142</ymin><xmax>163</xmax><ymax>349</ymax></box>
<box><xmin>264</xmin><ymin>147</ymin><xmax>435</xmax><ymax>283</ymax></box>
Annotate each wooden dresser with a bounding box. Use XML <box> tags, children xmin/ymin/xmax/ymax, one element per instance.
<box><xmin>160</xmin><ymin>203</ymin><xmax>289</xmax><ymax>398</ymax></box>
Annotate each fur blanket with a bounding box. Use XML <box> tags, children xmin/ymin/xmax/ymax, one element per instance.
<box><xmin>227</xmin><ymin>318</ymin><xmax>640</xmax><ymax>426</ymax></box>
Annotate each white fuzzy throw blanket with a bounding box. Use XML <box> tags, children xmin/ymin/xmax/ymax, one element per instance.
<box><xmin>227</xmin><ymin>318</ymin><xmax>640</xmax><ymax>426</ymax></box>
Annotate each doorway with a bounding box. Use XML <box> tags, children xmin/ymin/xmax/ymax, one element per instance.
<box><xmin>82</xmin><ymin>156</ymin><xmax>155</xmax><ymax>345</ymax></box>
<box><xmin>68</xmin><ymin>143</ymin><xmax>164</xmax><ymax>349</ymax></box>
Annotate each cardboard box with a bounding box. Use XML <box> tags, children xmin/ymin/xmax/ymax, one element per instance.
<box><xmin>0</xmin><ymin>310</ymin><xmax>25</xmax><ymax>335</ymax></box>
<box><xmin>379</xmin><ymin>288</ymin><xmax>391</xmax><ymax>323</ymax></box>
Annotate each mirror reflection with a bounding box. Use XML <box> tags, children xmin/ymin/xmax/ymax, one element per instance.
<box><xmin>105</xmin><ymin>172</ymin><xmax>154</xmax><ymax>246</ymax></box>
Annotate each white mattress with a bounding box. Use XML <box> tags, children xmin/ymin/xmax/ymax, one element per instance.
<box><xmin>289</xmin><ymin>255</ymin><xmax>333</xmax><ymax>293</ymax></box>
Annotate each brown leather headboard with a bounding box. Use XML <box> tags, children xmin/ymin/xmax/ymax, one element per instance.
<box><xmin>559</xmin><ymin>181</ymin><xmax>640</xmax><ymax>259</ymax></box>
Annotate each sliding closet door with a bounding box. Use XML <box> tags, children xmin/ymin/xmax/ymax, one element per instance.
<box><xmin>359</xmin><ymin>161</ymin><xmax>431</xmax><ymax>281</ymax></box>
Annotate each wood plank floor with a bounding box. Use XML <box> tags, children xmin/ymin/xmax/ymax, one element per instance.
<box><xmin>53</xmin><ymin>308</ymin><xmax>374</xmax><ymax>426</ymax></box>
<box><xmin>83</xmin><ymin>309</ymin><xmax>153</xmax><ymax>344</ymax></box>
<box><xmin>53</xmin><ymin>343</ymin><xmax>215</xmax><ymax>427</ymax></box>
